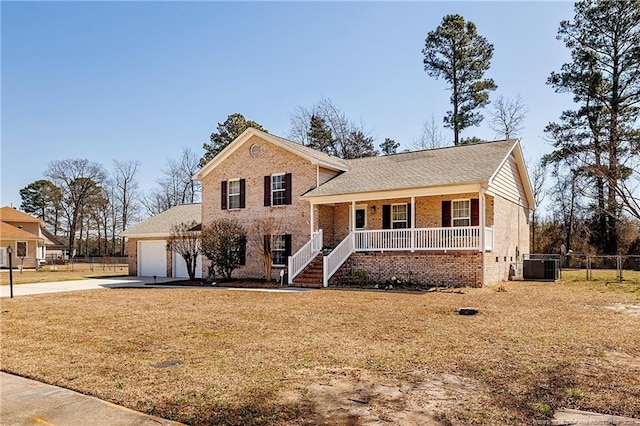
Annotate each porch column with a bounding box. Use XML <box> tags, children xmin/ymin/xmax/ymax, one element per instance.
<box><xmin>411</xmin><ymin>196</ymin><xmax>416</xmax><ymax>252</ymax></box>
<box><xmin>479</xmin><ymin>190</ymin><xmax>485</xmax><ymax>252</ymax></box>
<box><xmin>351</xmin><ymin>201</ymin><xmax>356</xmax><ymax>232</ymax></box>
<box><xmin>310</xmin><ymin>203</ymin><xmax>315</xmax><ymax>236</ymax></box>
<box><xmin>480</xmin><ymin>188</ymin><xmax>486</xmax><ymax>287</ymax></box>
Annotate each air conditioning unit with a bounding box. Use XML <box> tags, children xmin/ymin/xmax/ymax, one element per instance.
<box><xmin>523</xmin><ymin>259</ymin><xmax>559</xmax><ymax>280</ymax></box>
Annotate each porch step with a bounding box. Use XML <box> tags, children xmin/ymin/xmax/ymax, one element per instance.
<box><xmin>292</xmin><ymin>255</ymin><xmax>324</xmax><ymax>288</ymax></box>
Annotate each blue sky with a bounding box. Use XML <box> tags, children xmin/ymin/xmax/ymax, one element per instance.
<box><xmin>1</xmin><ymin>1</ymin><xmax>576</xmax><ymax>210</ymax></box>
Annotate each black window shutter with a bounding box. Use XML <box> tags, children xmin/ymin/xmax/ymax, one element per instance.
<box><xmin>221</xmin><ymin>181</ymin><xmax>227</xmax><ymax>210</ymax></box>
<box><xmin>264</xmin><ymin>176</ymin><xmax>271</xmax><ymax>206</ymax></box>
<box><xmin>382</xmin><ymin>205</ymin><xmax>391</xmax><ymax>229</ymax></box>
<box><xmin>284</xmin><ymin>173</ymin><xmax>292</xmax><ymax>205</ymax></box>
<box><xmin>442</xmin><ymin>201</ymin><xmax>451</xmax><ymax>227</ymax></box>
<box><xmin>238</xmin><ymin>243</ymin><xmax>246</xmax><ymax>266</ymax></box>
<box><xmin>239</xmin><ymin>179</ymin><xmax>246</xmax><ymax>209</ymax></box>
<box><xmin>284</xmin><ymin>234</ymin><xmax>292</xmax><ymax>257</ymax></box>
<box><xmin>407</xmin><ymin>203</ymin><xmax>412</xmax><ymax>228</ymax></box>
<box><xmin>471</xmin><ymin>199</ymin><xmax>479</xmax><ymax>226</ymax></box>
<box><xmin>263</xmin><ymin>234</ymin><xmax>270</xmax><ymax>253</ymax></box>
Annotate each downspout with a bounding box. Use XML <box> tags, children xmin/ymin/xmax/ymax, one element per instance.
<box><xmin>479</xmin><ymin>187</ymin><xmax>486</xmax><ymax>287</ymax></box>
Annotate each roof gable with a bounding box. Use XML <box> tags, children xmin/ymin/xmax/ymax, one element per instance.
<box><xmin>193</xmin><ymin>128</ymin><xmax>347</xmax><ymax>181</ymax></box>
<box><xmin>120</xmin><ymin>203</ymin><xmax>202</xmax><ymax>238</ymax></box>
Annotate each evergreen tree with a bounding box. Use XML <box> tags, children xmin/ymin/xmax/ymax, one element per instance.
<box><xmin>422</xmin><ymin>14</ymin><xmax>497</xmax><ymax>145</ymax></box>
<box><xmin>307</xmin><ymin>114</ymin><xmax>334</xmax><ymax>154</ymax></box>
<box><xmin>380</xmin><ymin>138</ymin><xmax>400</xmax><ymax>155</ymax></box>
<box><xmin>200</xmin><ymin>113</ymin><xmax>267</xmax><ymax>166</ymax></box>
<box><xmin>545</xmin><ymin>0</ymin><xmax>640</xmax><ymax>254</ymax></box>
<box><xmin>19</xmin><ymin>179</ymin><xmax>63</xmax><ymax>234</ymax></box>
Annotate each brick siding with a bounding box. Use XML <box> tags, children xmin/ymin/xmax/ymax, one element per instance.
<box><xmin>200</xmin><ymin>135</ymin><xmax>339</xmax><ymax>280</ymax></box>
<box><xmin>330</xmin><ymin>251</ymin><xmax>483</xmax><ymax>288</ymax></box>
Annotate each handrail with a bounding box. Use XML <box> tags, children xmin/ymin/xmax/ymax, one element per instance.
<box><xmin>287</xmin><ymin>230</ymin><xmax>323</xmax><ymax>284</ymax></box>
<box><xmin>323</xmin><ymin>232</ymin><xmax>355</xmax><ymax>287</ymax></box>
<box><xmin>353</xmin><ymin>226</ymin><xmax>490</xmax><ymax>251</ymax></box>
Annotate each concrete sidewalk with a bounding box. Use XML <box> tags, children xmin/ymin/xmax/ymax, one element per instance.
<box><xmin>0</xmin><ymin>372</ymin><xmax>184</xmax><ymax>426</ymax></box>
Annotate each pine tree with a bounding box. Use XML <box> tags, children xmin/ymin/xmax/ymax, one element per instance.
<box><xmin>422</xmin><ymin>14</ymin><xmax>497</xmax><ymax>145</ymax></box>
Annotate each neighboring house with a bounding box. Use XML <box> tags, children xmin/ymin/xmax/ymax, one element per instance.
<box><xmin>0</xmin><ymin>206</ymin><xmax>56</xmax><ymax>269</ymax></box>
<box><xmin>124</xmin><ymin>128</ymin><xmax>534</xmax><ymax>287</ymax></box>
<box><xmin>120</xmin><ymin>203</ymin><xmax>202</xmax><ymax>278</ymax></box>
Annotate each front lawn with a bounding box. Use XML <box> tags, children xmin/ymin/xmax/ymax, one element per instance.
<box><xmin>1</xmin><ymin>281</ymin><xmax>639</xmax><ymax>425</ymax></box>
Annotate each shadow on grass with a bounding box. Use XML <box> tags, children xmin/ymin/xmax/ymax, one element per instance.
<box><xmin>150</xmin><ymin>397</ymin><xmax>314</xmax><ymax>426</ymax></box>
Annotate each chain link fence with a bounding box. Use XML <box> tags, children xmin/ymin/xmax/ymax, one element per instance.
<box><xmin>525</xmin><ymin>253</ymin><xmax>640</xmax><ymax>282</ymax></box>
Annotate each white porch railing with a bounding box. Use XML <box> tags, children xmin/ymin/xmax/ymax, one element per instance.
<box><xmin>354</xmin><ymin>226</ymin><xmax>493</xmax><ymax>252</ymax></box>
<box><xmin>323</xmin><ymin>231</ymin><xmax>355</xmax><ymax>287</ymax></box>
<box><xmin>287</xmin><ymin>230</ymin><xmax>323</xmax><ymax>284</ymax></box>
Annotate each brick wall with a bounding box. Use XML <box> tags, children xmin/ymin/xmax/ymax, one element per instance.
<box><xmin>484</xmin><ymin>194</ymin><xmax>530</xmax><ymax>285</ymax></box>
<box><xmin>330</xmin><ymin>251</ymin><xmax>483</xmax><ymax>288</ymax></box>
<box><xmin>200</xmin><ymin>135</ymin><xmax>334</xmax><ymax>280</ymax></box>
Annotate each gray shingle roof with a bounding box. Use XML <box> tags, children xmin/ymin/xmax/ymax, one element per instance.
<box><xmin>120</xmin><ymin>204</ymin><xmax>201</xmax><ymax>237</ymax></box>
<box><xmin>303</xmin><ymin>140</ymin><xmax>517</xmax><ymax>198</ymax></box>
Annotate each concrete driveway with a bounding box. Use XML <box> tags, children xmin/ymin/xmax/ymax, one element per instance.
<box><xmin>0</xmin><ymin>276</ymin><xmax>183</xmax><ymax>298</ymax></box>
<box><xmin>0</xmin><ymin>276</ymin><xmax>311</xmax><ymax>297</ymax></box>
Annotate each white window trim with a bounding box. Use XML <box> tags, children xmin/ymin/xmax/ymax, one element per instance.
<box><xmin>271</xmin><ymin>173</ymin><xmax>286</xmax><ymax>207</ymax></box>
<box><xmin>227</xmin><ymin>178</ymin><xmax>241</xmax><ymax>210</ymax></box>
<box><xmin>452</xmin><ymin>198</ymin><xmax>471</xmax><ymax>227</ymax></box>
<box><xmin>391</xmin><ymin>203</ymin><xmax>408</xmax><ymax>229</ymax></box>
<box><xmin>271</xmin><ymin>234</ymin><xmax>286</xmax><ymax>267</ymax></box>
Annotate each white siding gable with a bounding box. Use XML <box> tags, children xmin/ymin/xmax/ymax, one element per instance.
<box><xmin>489</xmin><ymin>153</ymin><xmax>529</xmax><ymax>208</ymax></box>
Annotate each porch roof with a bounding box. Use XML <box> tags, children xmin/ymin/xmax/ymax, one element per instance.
<box><xmin>302</xmin><ymin>139</ymin><xmax>518</xmax><ymax>198</ymax></box>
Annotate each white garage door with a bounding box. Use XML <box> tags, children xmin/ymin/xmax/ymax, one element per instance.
<box><xmin>173</xmin><ymin>251</ymin><xmax>202</xmax><ymax>279</ymax></box>
<box><xmin>138</xmin><ymin>240</ymin><xmax>167</xmax><ymax>277</ymax></box>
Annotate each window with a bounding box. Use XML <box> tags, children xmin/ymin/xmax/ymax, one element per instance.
<box><xmin>16</xmin><ymin>241</ymin><xmax>27</xmax><ymax>258</ymax></box>
<box><xmin>272</xmin><ymin>174</ymin><xmax>286</xmax><ymax>206</ymax></box>
<box><xmin>272</xmin><ymin>235</ymin><xmax>287</xmax><ymax>266</ymax></box>
<box><xmin>452</xmin><ymin>200</ymin><xmax>470</xmax><ymax>227</ymax></box>
<box><xmin>221</xmin><ymin>179</ymin><xmax>245</xmax><ymax>210</ymax></box>
<box><xmin>264</xmin><ymin>173</ymin><xmax>292</xmax><ymax>207</ymax></box>
<box><xmin>228</xmin><ymin>179</ymin><xmax>240</xmax><ymax>209</ymax></box>
<box><xmin>392</xmin><ymin>204</ymin><xmax>408</xmax><ymax>229</ymax></box>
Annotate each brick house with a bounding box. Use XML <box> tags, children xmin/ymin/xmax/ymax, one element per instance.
<box><xmin>124</xmin><ymin>128</ymin><xmax>534</xmax><ymax>287</ymax></box>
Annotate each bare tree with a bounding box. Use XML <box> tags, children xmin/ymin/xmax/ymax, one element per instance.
<box><xmin>113</xmin><ymin>160</ymin><xmax>141</xmax><ymax>254</ymax></box>
<box><xmin>529</xmin><ymin>159</ymin><xmax>547</xmax><ymax>253</ymax></box>
<box><xmin>288</xmin><ymin>97</ymin><xmax>376</xmax><ymax>159</ymax></box>
<box><xmin>45</xmin><ymin>159</ymin><xmax>107</xmax><ymax>257</ymax></box>
<box><xmin>144</xmin><ymin>148</ymin><xmax>201</xmax><ymax>215</ymax></box>
<box><xmin>248</xmin><ymin>218</ymin><xmax>283</xmax><ymax>281</ymax></box>
<box><xmin>488</xmin><ymin>94</ymin><xmax>527</xmax><ymax>139</ymax></box>
<box><xmin>412</xmin><ymin>114</ymin><xmax>447</xmax><ymax>150</ymax></box>
<box><xmin>167</xmin><ymin>220</ymin><xmax>201</xmax><ymax>280</ymax></box>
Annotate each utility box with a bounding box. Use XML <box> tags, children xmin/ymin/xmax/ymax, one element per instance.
<box><xmin>523</xmin><ymin>259</ymin><xmax>559</xmax><ymax>281</ymax></box>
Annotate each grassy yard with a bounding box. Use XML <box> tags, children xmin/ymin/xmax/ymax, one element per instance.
<box><xmin>0</xmin><ymin>262</ymin><xmax>128</xmax><ymax>285</ymax></box>
<box><xmin>1</xmin><ymin>279</ymin><xmax>639</xmax><ymax>425</ymax></box>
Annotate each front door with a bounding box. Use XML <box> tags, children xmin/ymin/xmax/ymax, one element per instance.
<box><xmin>355</xmin><ymin>208</ymin><xmax>366</xmax><ymax>230</ymax></box>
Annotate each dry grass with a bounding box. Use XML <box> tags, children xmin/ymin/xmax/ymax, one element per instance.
<box><xmin>1</xmin><ymin>280</ymin><xmax>639</xmax><ymax>425</ymax></box>
<box><xmin>0</xmin><ymin>263</ymin><xmax>128</xmax><ymax>285</ymax></box>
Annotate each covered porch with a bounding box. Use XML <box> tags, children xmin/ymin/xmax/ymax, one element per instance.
<box><xmin>290</xmin><ymin>188</ymin><xmax>495</xmax><ymax>287</ymax></box>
